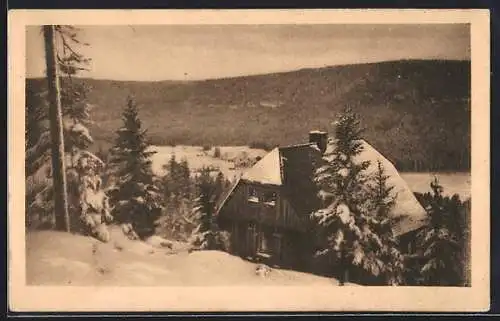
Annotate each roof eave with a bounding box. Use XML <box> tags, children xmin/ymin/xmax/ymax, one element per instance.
<box><xmin>240</xmin><ymin>178</ymin><xmax>283</xmax><ymax>187</ymax></box>
<box><xmin>394</xmin><ymin>222</ymin><xmax>427</xmax><ymax>238</ymax></box>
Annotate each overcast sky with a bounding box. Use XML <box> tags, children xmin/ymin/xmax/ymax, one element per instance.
<box><xmin>26</xmin><ymin>24</ymin><xmax>470</xmax><ymax>81</ymax></box>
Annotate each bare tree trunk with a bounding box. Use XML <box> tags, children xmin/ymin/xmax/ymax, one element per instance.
<box><xmin>43</xmin><ymin>25</ymin><xmax>70</xmax><ymax>232</ymax></box>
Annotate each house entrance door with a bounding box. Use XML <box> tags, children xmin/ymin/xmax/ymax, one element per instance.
<box><xmin>273</xmin><ymin>232</ymin><xmax>283</xmax><ymax>263</ymax></box>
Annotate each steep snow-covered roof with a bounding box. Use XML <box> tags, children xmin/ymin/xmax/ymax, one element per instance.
<box><xmin>241</xmin><ymin>147</ymin><xmax>283</xmax><ymax>185</ymax></box>
<box><xmin>349</xmin><ymin>140</ymin><xmax>428</xmax><ymax>236</ymax></box>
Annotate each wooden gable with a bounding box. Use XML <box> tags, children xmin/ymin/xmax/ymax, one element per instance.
<box><xmin>217</xmin><ymin>179</ymin><xmax>307</xmax><ymax>232</ymax></box>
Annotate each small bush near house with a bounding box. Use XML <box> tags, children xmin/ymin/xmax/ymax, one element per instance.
<box><xmin>213</xmin><ymin>230</ymin><xmax>231</xmax><ymax>252</ymax></box>
<box><xmin>202</xmin><ymin>145</ymin><xmax>212</xmax><ymax>152</ymax></box>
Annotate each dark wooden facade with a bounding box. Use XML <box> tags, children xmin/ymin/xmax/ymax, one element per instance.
<box><xmin>217</xmin><ymin>180</ymin><xmax>313</xmax><ymax>269</ymax></box>
<box><xmin>216</xmin><ymin>143</ymin><xmax>324</xmax><ymax>269</ymax></box>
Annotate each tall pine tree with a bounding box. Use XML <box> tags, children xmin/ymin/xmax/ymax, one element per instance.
<box><xmin>108</xmin><ymin>97</ymin><xmax>163</xmax><ymax>239</ymax></box>
<box><xmin>161</xmin><ymin>154</ymin><xmax>179</xmax><ymax>200</ymax></box>
<box><xmin>54</xmin><ymin>27</ymin><xmax>102</xmax><ymax>229</ymax></box>
<box><xmin>27</xmin><ymin>25</ymin><xmax>105</xmax><ymax>233</ymax></box>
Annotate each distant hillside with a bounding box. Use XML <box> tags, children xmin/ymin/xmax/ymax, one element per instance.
<box><xmin>26</xmin><ymin>59</ymin><xmax>471</xmax><ymax>172</ymax></box>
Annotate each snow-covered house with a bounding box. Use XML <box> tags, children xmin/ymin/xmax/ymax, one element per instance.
<box><xmin>215</xmin><ymin>131</ymin><xmax>427</xmax><ymax>270</ymax></box>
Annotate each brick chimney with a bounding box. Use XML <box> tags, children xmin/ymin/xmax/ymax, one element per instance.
<box><xmin>309</xmin><ymin>130</ymin><xmax>328</xmax><ymax>154</ymax></box>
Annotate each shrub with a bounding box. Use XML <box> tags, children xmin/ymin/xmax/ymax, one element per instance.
<box><xmin>213</xmin><ymin>230</ymin><xmax>231</xmax><ymax>252</ymax></box>
<box><xmin>156</xmin><ymin>196</ymin><xmax>196</xmax><ymax>242</ymax></box>
<box><xmin>202</xmin><ymin>144</ymin><xmax>212</xmax><ymax>151</ymax></box>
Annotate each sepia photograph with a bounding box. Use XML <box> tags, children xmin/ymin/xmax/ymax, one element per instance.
<box><xmin>8</xmin><ymin>9</ymin><xmax>490</xmax><ymax>312</ymax></box>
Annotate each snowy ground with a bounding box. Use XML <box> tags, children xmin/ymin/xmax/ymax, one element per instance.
<box><xmin>148</xmin><ymin>145</ymin><xmax>268</xmax><ymax>180</ymax></box>
<box><xmin>26</xmin><ymin>226</ymin><xmax>347</xmax><ymax>286</ymax></box>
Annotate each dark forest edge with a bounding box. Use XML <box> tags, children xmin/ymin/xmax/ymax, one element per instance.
<box><xmin>26</xmin><ymin>59</ymin><xmax>471</xmax><ymax>173</ymax></box>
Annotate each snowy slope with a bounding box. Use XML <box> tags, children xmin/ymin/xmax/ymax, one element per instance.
<box><xmin>26</xmin><ymin>227</ymin><xmax>350</xmax><ymax>286</ymax></box>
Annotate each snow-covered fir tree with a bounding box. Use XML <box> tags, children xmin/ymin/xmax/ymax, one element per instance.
<box><xmin>161</xmin><ymin>154</ymin><xmax>193</xmax><ymax>201</ymax></box>
<box><xmin>26</xmin><ymin>25</ymin><xmax>108</xmax><ymax>234</ymax></box>
<box><xmin>25</xmin><ymin>25</ymin><xmax>94</xmax><ymax>181</ymax></box>
<box><xmin>366</xmin><ymin>160</ymin><xmax>405</xmax><ymax>285</ymax></box>
<box><xmin>213</xmin><ymin>171</ymin><xmax>228</xmax><ymax>204</ymax></box>
<box><xmin>161</xmin><ymin>154</ymin><xmax>178</xmax><ymax>200</ymax></box>
<box><xmin>55</xmin><ymin>25</ymin><xmax>108</xmax><ymax>233</ymax></box>
<box><xmin>311</xmin><ymin>107</ymin><xmax>396</xmax><ymax>285</ymax></box>
<box><xmin>189</xmin><ymin>167</ymin><xmax>230</xmax><ymax>251</ymax></box>
<box><xmin>25</xmin><ymin>85</ymin><xmax>47</xmax><ymax>152</ymax></box>
<box><xmin>178</xmin><ymin>158</ymin><xmax>191</xmax><ymax>199</ymax></box>
<box><xmin>418</xmin><ymin>176</ymin><xmax>462</xmax><ymax>285</ymax></box>
<box><xmin>108</xmin><ymin>97</ymin><xmax>163</xmax><ymax>239</ymax></box>
<box><xmin>189</xmin><ymin>168</ymin><xmax>218</xmax><ymax>250</ymax></box>
<box><xmin>60</xmin><ymin>79</ymin><xmax>100</xmax><ymax>227</ymax></box>
<box><xmin>25</xmin><ymin>85</ymin><xmax>50</xmax><ymax>180</ymax></box>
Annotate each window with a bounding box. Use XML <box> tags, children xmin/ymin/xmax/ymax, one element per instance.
<box><xmin>263</xmin><ymin>191</ymin><xmax>277</xmax><ymax>206</ymax></box>
<box><xmin>248</xmin><ymin>187</ymin><xmax>259</xmax><ymax>203</ymax></box>
<box><xmin>259</xmin><ymin>232</ymin><xmax>270</xmax><ymax>252</ymax></box>
<box><xmin>257</xmin><ymin>228</ymin><xmax>273</xmax><ymax>256</ymax></box>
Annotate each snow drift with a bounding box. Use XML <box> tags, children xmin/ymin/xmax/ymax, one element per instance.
<box><xmin>26</xmin><ymin>227</ymin><xmax>350</xmax><ymax>286</ymax></box>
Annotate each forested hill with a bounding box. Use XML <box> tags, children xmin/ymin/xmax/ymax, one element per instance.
<box><xmin>26</xmin><ymin>59</ymin><xmax>471</xmax><ymax>172</ymax></box>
